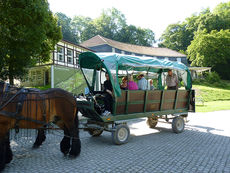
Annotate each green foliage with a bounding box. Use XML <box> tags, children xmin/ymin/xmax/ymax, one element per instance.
<box><xmin>33</xmin><ymin>84</ymin><xmax>51</xmax><ymax>90</ymax></box>
<box><xmin>57</xmin><ymin>8</ymin><xmax>155</xmax><ymax>46</ymax></box>
<box><xmin>187</xmin><ymin>29</ymin><xmax>230</xmax><ymax>79</ymax></box>
<box><xmin>159</xmin><ymin>2</ymin><xmax>230</xmax><ymax>56</ymax></box>
<box><xmin>116</xmin><ymin>25</ymin><xmax>155</xmax><ymax>46</ymax></box>
<box><xmin>160</xmin><ymin>2</ymin><xmax>230</xmax><ymax>80</ymax></box>
<box><xmin>71</xmin><ymin>15</ymin><xmax>93</xmax><ymax>43</ymax></box>
<box><xmin>0</xmin><ymin>0</ymin><xmax>62</xmax><ymax>84</ymax></box>
<box><xmin>205</xmin><ymin>72</ymin><xmax>221</xmax><ymax>84</ymax></box>
<box><xmin>159</xmin><ymin>21</ymin><xmax>196</xmax><ymax>52</ymax></box>
<box><xmin>56</xmin><ymin>12</ymin><xmax>77</xmax><ymax>43</ymax></box>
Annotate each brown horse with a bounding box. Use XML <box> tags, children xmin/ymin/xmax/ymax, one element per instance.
<box><xmin>0</xmin><ymin>81</ymin><xmax>81</xmax><ymax>171</ymax></box>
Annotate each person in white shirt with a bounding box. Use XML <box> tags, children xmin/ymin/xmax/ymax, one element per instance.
<box><xmin>137</xmin><ymin>72</ymin><xmax>147</xmax><ymax>90</ymax></box>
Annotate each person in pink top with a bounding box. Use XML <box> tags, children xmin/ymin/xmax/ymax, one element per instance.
<box><xmin>127</xmin><ymin>75</ymin><xmax>138</xmax><ymax>90</ymax></box>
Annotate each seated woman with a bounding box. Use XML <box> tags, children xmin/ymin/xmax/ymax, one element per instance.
<box><xmin>127</xmin><ymin>75</ymin><xmax>138</xmax><ymax>90</ymax></box>
<box><xmin>120</xmin><ymin>76</ymin><xmax>128</xmax><ymax>90</ymax></box>
<box><xmin>102</xmin><ymin>72</ymin><xmax>113</xmax><ymax>116</ymax></box>
<box><xmin>149</xmin><ymin>79</ymin><xmax>155</xmax><ymax>90</ymax></box>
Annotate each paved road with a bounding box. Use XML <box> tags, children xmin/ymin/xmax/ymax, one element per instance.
<box><xmin>3</xmin><ymin>110</ymin><xmax>230</xmax><ymax>173</ymax></box>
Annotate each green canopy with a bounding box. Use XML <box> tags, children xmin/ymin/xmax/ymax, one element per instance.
<box><xmin>79</xmin><ymin>52</ymin><xmax>192</xmax><ymax>97</ymax></box>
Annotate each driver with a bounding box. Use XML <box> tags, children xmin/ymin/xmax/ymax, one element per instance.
<box><xmin>102</xmin><ymin>72</ymin><xmax>113</xmax><ymax>116</ymax></box>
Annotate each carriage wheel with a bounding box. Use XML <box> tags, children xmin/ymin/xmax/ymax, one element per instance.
<box><xmin>147</xmin><ymin>117</ymin><xmax>158</xmax><ymax>128</ymax></box>
<box><xmin>112</xmin><ymin>124</ymin><xmax>130</xmax><ymax>145</ymax></box>
<box><xmin>87</xmin><ymin>129</ymin><xmax>103</xmax><ymax>137</ymax></box>
<box><xmin>172</xmin><ymin>116</ymin><xmax>185</xmax><ymax>133</ymax></box>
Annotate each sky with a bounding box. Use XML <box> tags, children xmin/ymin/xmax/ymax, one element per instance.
<box><xmin>48</xmin><ymin>0</ymin><xmax>229</xmax><ymax>41</ymax></box>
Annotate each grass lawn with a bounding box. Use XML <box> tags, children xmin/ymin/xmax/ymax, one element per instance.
<box><xmin>32</xmin><ymin>84</ymin><xmax>51</xmax><ymax>90</ymax></box>
<box><xmin>193</xmin><ymin>80</ymin><xmax>230</xmax><ymax>112</ymax></box>
<box><xmin>196</xmin><ymin>100</ymin><xmax>230</xmax><ymax>112</ymax></box>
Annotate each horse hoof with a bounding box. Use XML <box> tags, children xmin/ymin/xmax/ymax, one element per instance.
<box><xmin>32</xmin><ymin>144</ymin><xmax>40</xmax><ymax>149</ymax></box>
<box><xmin>62</xmin><ymin>151</ymin><xmax>69</xmax><ymax>156</ymax></box>
<box><xmin>68</xmin><ymin>154</ymin><xmax>77</xmax><ymax>159</ymax></box>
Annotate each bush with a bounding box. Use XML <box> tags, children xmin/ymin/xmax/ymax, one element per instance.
<box><xmin>205</xmin><ymin>72</ymin><xmax>221</xmax><ymax>84</ymax></box>
<box><xmin>192</xmin><ymin>78</ymin><xmax>205</xmax><ymax>85</ymax></box>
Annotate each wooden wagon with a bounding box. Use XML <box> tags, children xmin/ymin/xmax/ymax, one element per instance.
<box><xmin>77</xmin><ymin>52</ymin><xmax>195</xmax><ymax>144</ymax></box>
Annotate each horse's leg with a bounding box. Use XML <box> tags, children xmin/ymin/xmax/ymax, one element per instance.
<box><xmin>0</xmin><ymin>132</ymin><xmax>7</xmax><ymax>171</ymax></box>
<box><xmin>69</xmin><ymin>115</ymin><xmax>81</xmax><ymax>157</ymax></box>
<box><xmin>60</xmin><ymin>126</ymin><xmax>71</xmax><ymax>155</ymax></box>
<box><xmin>33</xmin><ymin>128</ymin><xmax>46</xmax><ymax>148</ymax></box>
<box><xmin>5</xmin><ymin>132</ymin><xmax>13</xmax><ymax>164</ymax></box>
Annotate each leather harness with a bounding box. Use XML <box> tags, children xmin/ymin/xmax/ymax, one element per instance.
<box><xmin>0</xmin><ymin>86</ymin><xmax>47</xmax><ymax>133</ymax></box>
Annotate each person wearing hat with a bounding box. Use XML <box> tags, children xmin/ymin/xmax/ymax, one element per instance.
<box><xmin>166</xmin><ymin>69</ymin><xmax>178</xmax><ymax>90</ymax></box>
<box><xmin>137</xmin><ymin>72</ymin><xmax>147</xmax><ymax>90</ymax></box>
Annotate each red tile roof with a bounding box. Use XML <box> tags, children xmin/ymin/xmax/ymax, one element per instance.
<box><xmin>80</xmin><ymin>35</ymin><xmax>186</xmax><ymax>57</ymax></box>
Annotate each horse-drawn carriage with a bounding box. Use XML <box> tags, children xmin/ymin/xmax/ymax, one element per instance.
<box><xmin>77</xmin><ymin>52</ymin><xmax>195</xmax><ymax>145</ymax></box>
<box><xmin>0</xmin><ymin>51</ymin><xmax>195</xmax><ymax>171</ymax></box>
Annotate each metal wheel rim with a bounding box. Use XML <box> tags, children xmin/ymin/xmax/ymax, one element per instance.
<box><xmin>176</xmin><ymin>119</ymin><xmax>184</xmax><ymax>131</ymax></box>
<box><xmin>93</xmin><ymin>130</ymin><xmax>101</xmax><ymax>135</ymax></box>
<box><xmin>117</xmin><ymin>128</ymin><xmax>128</xmax><ymax>142</ymax></box>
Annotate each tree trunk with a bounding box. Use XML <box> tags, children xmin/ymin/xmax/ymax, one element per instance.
<box><xmin>9</xmin><ymin>74</ymin><xmax>14</xmax><ymax>85</ymax></box>
<box><xmin>9</xmin><ymin>66</ymin><xmax>14</xmax><ymax>85</ymax></box>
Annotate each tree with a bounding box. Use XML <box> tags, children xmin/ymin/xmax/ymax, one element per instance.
<box><xmin>187</xmin><ymin>29</ymin><xmax>230</xmax><ymax>79</ymax></box>
<box><xmin>71</xmin><ymin>8</ymin><xmax>155</xmax><ymax>46</ymax></box>
<box><xmin>93</xmin><ymin>7</ymin><xmax>127</xmax><ymax>39</ymax></box>
<box><xmin>158</xmin><ymin>23</ymin><xmax>188</xmax><ymax>52</ymax></box>
<box><xmin>71</xmin><ymin>16</ymin><xmax>93</xmax><ymax>43</ymax></box>
<box><xmin>0</xmin><ymin>0</ymin><xmax>61</xmax><ymax>84</ymax></box>
<box><xmin>117</xmin><ymin>25</ymin><xmax>155</xmax><ymax>46</ymax></box>
<box><xmin>56</xmin><ymin>12</ymin><xmax>77</xmax><ymax>43</ymax></box>
<box><xmin>158</xmin><ymin>13</ymin><xmax>200</xmax><ymax>52</ymax></box>
<box><xmin>159</xmin><ymin>2</ymin><xmax>230</xmax><ymax>53</ymax></box>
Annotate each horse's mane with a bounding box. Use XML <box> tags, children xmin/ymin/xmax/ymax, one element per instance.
<box><xmin>0</xmin><ymin>83</ymin><xmax>77</xmax><ymax>107</ymax></box>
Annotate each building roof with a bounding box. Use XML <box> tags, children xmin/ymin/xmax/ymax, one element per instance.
<box><xmin>80</xmin><ymin>35</ymin><xmax>186</xmax><ymax>58</ymax></box>
<box><xmin>61</xmin><ymin>39</ymin><xmax>94</xmax><ymax>52</ymax></box>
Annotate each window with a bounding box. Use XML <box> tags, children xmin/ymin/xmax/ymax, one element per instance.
<box><xmin>67</xmin><ymin>49</ymin><xmax>73</xmax><ymax>64</ymax></box>
<box><xmin>31</xmin><ymin>71</ymin><xmax>36</xmax><ymax>81</ymax></box>
<box><xmin>57</xmin><ymin>46</ymin><xmax>64</xmax><ymax>62</ymax></box>
<box><xmin>36</xmin><ymin>71</ymin><xmax>42</xmax><ymax>80</ymax></box>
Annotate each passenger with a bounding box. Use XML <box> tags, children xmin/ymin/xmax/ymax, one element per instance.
<box><xmin>120</xmin><ymin>76</ymin><xmax>128</xmax><ymax>90</ymax></box>
<box><xmin>149</xmin><ymin>79</ymin><xmax>155</xmax><ymax>90</ymax></box>
<box><xmin>102</xmin><ymin>72</ymin><xmax>113</xmax><ymax>116</ymax></box>
<box><xmin>127</xmin><ymin>75</ymin><xmax>138</xmax><ymax>90</ymax></box>
<box><xmin>166</xmin><ymin>69</ymin><xmax>178</xmax><ymax>90</ymax></box>
<box><xmin>137</xmin><ymin>72</ymin><xmax>147</xmax><ymax>90</ymax></box>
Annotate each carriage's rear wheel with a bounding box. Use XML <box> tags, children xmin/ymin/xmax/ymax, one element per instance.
<box><xmin>172</xmin><ymin>116</ymin><xmax>185</xmax><ymax>133</ymax></box>
<box><xmin>112</xmin><ymin>124</ymin><xmax>130</xmax><ymax>145</ymax></box>
<box><xmin>87</xmin><ymin>129</ymin><xmax>103</xmax><ymax>137</ymax></box>
<box><xmin>147</xmin><ymin>117</ymin><xmax>158</xmax><ymax>128</ymax></box>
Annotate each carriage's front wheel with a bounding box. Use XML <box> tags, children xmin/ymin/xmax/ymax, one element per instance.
<box><xmin>112</xmin><ymin>124</ymin><xmax>130</xmax><ymax>145</ymax></box>
<box><xmin>87</xmin><ymin>129</ymin><xmax>103</xmax><ymax>137</ymax></box>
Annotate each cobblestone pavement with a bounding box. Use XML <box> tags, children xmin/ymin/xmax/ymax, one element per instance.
<box><xmin>3</xmin><ymin>110</ymin><xmax>230</xmax><ymax>173</ymax></box>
